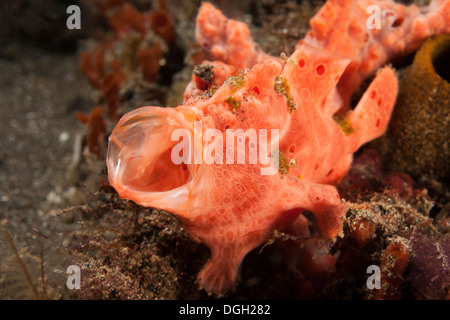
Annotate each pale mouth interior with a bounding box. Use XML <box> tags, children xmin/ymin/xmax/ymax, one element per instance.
<box><xmin>107</xmin><ymin>113</ymin><xmax>191</xmax><ymax>193</ymax></box>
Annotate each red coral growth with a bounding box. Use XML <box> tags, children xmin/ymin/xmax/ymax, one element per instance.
<box><xmin>94</xmin><ymin>0</ymin><xmax>128</xmax><ymax>13</ymax></box>
<box><xmin>80</xmin><ymin>47</ymin><xmax>124</xmax><ymax>120</ymax></box>
<box><xmin>99</xmin><ymin>0</ymin><xmax>174</xmax><ymax>44</ymax></box>
<box><xmin>138</xmin><ymin>42</ymin><xmax>163</xmax><ymax>83</ymax></box>
<box><xmin>105</xmin><ymin>3</ymin><xmax>147</xmax><ymax>37</ymax></box>
<box><xmin>374</xmin><ymin>241</ymin><xmax>410</xmax><ymax>300</ymax></box>
<box><xmin>348</xmin><ymin>216</ymin><xmax>376</xmax><ymax>247</ymax></box>
<box><xmin>100</xmin><ymin>61</ymin><xmax>126</xmax><ymax>120</ymax></box>
<box><xmin>148</xmin><ymin>7</ymin><xmax>175</xmax><ymax>45</ymax></box>
<box><xmin>80</xmin><ymin>44</ymin><xmax>108</xmax><ymax>89</ymax></box>
<box><xmin>80</xmin><ymin>0</ymin><xmax>175</xmax><ymax>122</ymax></box>
<box><xmin>76</xmin><ymin>106</ymin><xmax>107</xmax><ymax>158</ymax></box>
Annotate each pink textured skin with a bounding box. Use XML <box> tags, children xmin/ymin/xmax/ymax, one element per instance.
<box><xmin>184</xmin><ymin>2</ymin><xmax>282</xmax><ymax>102</ymax></box>
<box><xmin>107</xmin><ymin>0</ymin><xmax>448</xmax><ymax>294</ymax></box>
<box><xmin>107</xmin><ymin>48</ymin><xmax>397</xmax><ymax>293</ymax></box>
<box><xmin>303</xmin><ymin>0</ymin><xmax>450</xmax><ymax>104</ymax></box>
<box><xmin>190</xmin><ymin>0</ymin><xmax>449</xmax><ymax>105</ymax></box>
<box><xmin>194</xmin><ymin>2</ymin><xmax>277</xmax><ymax>70</ymax></box>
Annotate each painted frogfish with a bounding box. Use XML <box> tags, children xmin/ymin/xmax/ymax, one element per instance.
<box><xmin>107</xmin><ymin>0</ymin><xmax>450</xmax><ymax>294</ymax></box>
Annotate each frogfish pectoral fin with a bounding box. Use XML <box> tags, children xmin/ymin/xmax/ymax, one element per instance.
<box><xmin>279</xmin><ymin>176</ymin><xmax>348</xmax><ymax>239</ymax></box>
